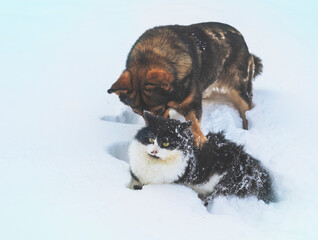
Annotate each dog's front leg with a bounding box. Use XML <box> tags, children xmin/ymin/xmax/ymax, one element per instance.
<box><xmin>167</xmin><ymin>90</ymin><xmax>207</xmax><ymax>148</ymax></box>
<box><xmin>185</xmin><ymin>110</ymin><xmax>207</xmax><ymax>148</ymax></box>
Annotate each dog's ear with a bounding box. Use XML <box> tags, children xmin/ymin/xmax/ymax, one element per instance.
<box><xmin>143</xmin><ymin>111</ymin><xmax>157</xmax><ymax>125</ymax></box>
<box><xmin>108</xmin><ymin>71</ymin><xmax>132</xmax><ymax>95</ymax></box>
<box><xmin>145</xmin><ymin>69</ymin><xmax>173</xmax><ymax>92</ymax></box>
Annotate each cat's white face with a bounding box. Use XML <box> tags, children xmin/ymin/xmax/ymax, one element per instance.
<box><xmin>129</xmin><ymin>139</ymin><xmax>188</xmax><ymax>184</ymax></box>
<box><xmin>146</xmin><ymin>138</ymin><xmax>172</xmax><ymax>160</ymax></box>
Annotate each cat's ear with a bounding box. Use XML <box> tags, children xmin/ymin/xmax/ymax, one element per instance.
<box><xmin>178</xmin><ymin>121</ymin><xmax>192</xmax><ymax>132</ymax></box>
<box><xmin>144</xmin><ymin>111</ymin><xmax>156</xmax><ymax>125</ymax></box>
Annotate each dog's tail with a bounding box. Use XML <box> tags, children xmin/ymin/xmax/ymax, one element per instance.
<box><xmin>251</xmin><ymin>54</ymin><xmax>263</xmax><ymax>79</ymax></box>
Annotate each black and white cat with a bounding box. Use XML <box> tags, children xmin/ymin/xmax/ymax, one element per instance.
<box><xmin>129</xmin><ymin>112</ymin><xmax>276</xmax><ymax>204</ymax></box>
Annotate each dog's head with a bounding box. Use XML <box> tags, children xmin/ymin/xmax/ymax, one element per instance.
<box><xmin>108</xmin><ymin>68</ymin><xmax>174</xmax><ymax>118</ymax></box>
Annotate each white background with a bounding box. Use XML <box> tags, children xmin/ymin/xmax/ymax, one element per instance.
<box><xmin>1</xmin><ymin>1</ymin><xmax>318</xmax><ymax>239</ymax></box>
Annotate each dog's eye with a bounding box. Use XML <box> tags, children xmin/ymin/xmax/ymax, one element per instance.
<box><xmin>149</xmin><ymin>138</ymin><xmax>155</xmax><ymax>143</ymax></box>
<box><xmin>161</xmin><ymin>83</ymin><xmax>170</xmax><ymax>90</ymax></box>
<box><xmin>144</xmin><ymin>88</ymin><xmax>152</xmax><ymax>94</ymax></box>
<box><xmin>143</xmin><ymin>85</ymin><xmax>154</xmax><ymax>95</ymax></box>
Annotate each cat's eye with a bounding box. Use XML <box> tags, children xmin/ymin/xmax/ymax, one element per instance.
<box><xmin>149</xmin><ymin>138</ymin><xmax>154</xmax><ymax>143</ymax></box>
<box><xmin>163</xmin><ymin>142</ymin><xmax>169</xmax><ymax>147</ymax></box>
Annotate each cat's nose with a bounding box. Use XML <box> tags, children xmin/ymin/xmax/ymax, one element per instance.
<box><xmin>151</xmin><ymin>150</ymin><xmax>158</xmax><ymax>155</ymax></box>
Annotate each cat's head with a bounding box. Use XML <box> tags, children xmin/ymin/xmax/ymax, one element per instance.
<box><xmin>134</xmin><ymin>111</ymin><xmax>193</xmax><ymax>159</ymax></box>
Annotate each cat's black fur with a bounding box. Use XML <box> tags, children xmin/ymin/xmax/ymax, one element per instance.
<box><xmin>130</xmin><ymin>112</ymin><xmax>276</xmax><ymax>204</ymax></box>
<box><xmin>135</xmin><ymin>113</ymin><xmax>193</xmax><ymax>153</ymax></box>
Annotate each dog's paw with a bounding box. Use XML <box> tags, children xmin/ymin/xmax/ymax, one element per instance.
<box><xmin>193</xmin><ymin>133</ymin><xmax>208</xmax><ymax>149</ymax></box>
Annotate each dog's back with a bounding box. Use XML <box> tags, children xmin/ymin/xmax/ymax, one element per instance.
<box><xmin>127</xmin><ymin>22</ymin><xmax>262</xmax><ymax>93</ymax></box>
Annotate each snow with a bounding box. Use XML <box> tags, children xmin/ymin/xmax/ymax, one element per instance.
<box><xmin>1</xmin><ymin>0</ymin><xmax>318</xmax><ymax>239</ymax></box>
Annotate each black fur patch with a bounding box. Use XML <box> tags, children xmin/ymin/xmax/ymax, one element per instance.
<box><xmin>135</xmin><ymin>112</ymin><xmax>193</xmax><ymax>152</ymax></box>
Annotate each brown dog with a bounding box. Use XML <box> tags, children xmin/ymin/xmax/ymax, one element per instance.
<box><xmin>108</xmin><ymin>22</ymin><xmax>262</xmax><ymax>147</ymax></box>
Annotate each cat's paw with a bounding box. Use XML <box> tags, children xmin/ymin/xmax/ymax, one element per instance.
<box><xmin>133</xmin><ymin>185</ymin><xmax>143</xmax><ymax>190</ymax></box>
<box><xmin>128</xmin><ymin>177</ymin><xmax>143</xmax><ymax>190</ymax></box>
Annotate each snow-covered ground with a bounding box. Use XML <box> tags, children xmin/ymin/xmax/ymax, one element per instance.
<box><xmin>1</xmin><ymin>1</ymin><xmax>318</xmax><ymax>239</ymax></box>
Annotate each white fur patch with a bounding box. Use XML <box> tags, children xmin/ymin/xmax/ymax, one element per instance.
<box><xmin>202</xmin><ymin>81</ymin><xmax>229</xmax><ymax>99</ymax></box>
<box><xmin>129</xmin><ymin>140</ymin><xmax>189</xmax><ymax>184</ymax></box>
<box><xmin>187</xmin><ymin>173</ymin><xmax>225</xmax><ymax>195</ymax></box>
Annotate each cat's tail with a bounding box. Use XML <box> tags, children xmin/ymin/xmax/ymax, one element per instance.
<box><xmin>259</xmin><ymin>173</ymin><xmax>278</xmax><ymax>204</ymax></box>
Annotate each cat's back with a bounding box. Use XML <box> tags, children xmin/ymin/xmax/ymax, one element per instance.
<box><xmin>195</xmin><ymin>132</ymin><xmax>242</xmax><ymax>174</ymax></box>
<box><xmin>202</xmin><ymin>132</ymin><xmax>277</xmax><ymax>203</ymax></box>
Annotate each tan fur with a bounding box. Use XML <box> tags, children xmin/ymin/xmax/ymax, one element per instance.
<box><xmin>228</xmin><ymin>90</ymin><xmax>250</xmax><ymax>129</ymax></box>
<box><xmin>110</xmin><ymin>71</ymin><xmax>131</xmax><ymax>95</ymax></box>
<box><xmin>146</xmin><ymin>69</ymin><xmax>173</xmax><ymax>91</ymax></box>
<box><xmin>185</xmin><ymin>111</ymin><xmax>207</xmax><ymax>146</ymax></box>
<box><xmin>203</xmin><ymin>85</ymin><xmax>251</xmax><ymax>129</ymax></box>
